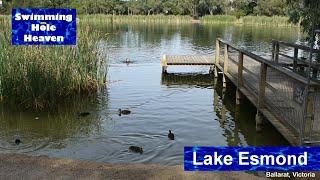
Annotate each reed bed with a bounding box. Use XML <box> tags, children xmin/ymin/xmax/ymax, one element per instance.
<box><xmin>202</xmin><ymin>15</ymin><xmax>296</xmax><ymax>27</ymax></box>
<box><xmin>79</xmin><ymin>15</ymin><xmax>296</xmax><ymax>27</ymax></box>
<box><xmin>80</xmin><ymin>14</ymin><xmax>192</xmax><ymax>24</ymax></box>
<box><xmin>0</xmin><ymin>18</ymin><xmax>108</xmax><ymax>110</ymax></box>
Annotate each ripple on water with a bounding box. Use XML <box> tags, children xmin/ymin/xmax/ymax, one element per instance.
<box><xmin>89</xmin><ymin>132</ymin><xmax>177</xmax><ymax>164</ymax></box>
<box><xmin>0</xmin><ymin>130</ymin><xmax>50</xmax><ymax>153</ymax></box>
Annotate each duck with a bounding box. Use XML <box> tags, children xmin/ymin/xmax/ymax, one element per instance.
<box><xmin>15</xmin><ymin>139</ymin><xmax>21</xmax><ymax>145</ymax></box>
<box><xmin>168</xmin><ymin>130</ymin><xmax>174</xmax><ymax>140</ymax></box>
<box><xmin>77</xmin><ymin>112</ymin><xmax>90</xmax><ymax>117</ymax></box>
<box><xmin>125</xmin><ymin>58</ymin><xmax>131</xmax><ymax>64</ymax></box>
<box><xmin>129</xmin><ymin>146</ymin><xmax>143</xmax><ymax>154</ymax></box>
<box><xmin>118</xmin><ymin>109</ymin><xmax>131</xmax><ymax>116</ymax></box>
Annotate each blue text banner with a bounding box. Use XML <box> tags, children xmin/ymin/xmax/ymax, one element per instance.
<box><xmin>12</xmin><ymin>8</ymin><xmax>76</xmax><ymax>45</ymax></box>
<box><xmin>184</xmin><ymin>146</ymin><xmax>320</xmax><ymax>171</ymax></box>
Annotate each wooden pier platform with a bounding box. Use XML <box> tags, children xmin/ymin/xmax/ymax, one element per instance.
<box><xmin>161</xmin><ymin>55</ymin><xmax>214</xmax><ymax>73</ymax></box>
<box><xmin>161</xmin><ymin>38</ymin><xmax>320</xmax><ymax>146</ymax></box>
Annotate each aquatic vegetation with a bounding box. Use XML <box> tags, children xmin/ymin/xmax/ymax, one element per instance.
<box><xmin>202</xmin><ymin>15</ymin><xmax>296</xmax><ymax>27</ymax></box>
<box><xmin>79</xmin><ymin>14</ymin><xmax>192</xmax><ymax>24</ymax></box>
<box><xmin>79</xmin><ymin>15</ymin><xmax>296</xmax><ymax>27</ymax></box>
<box><xmin>0</xmin><ymin>17</ymin><xmax>108</xmax><ymax>109</ymax></box>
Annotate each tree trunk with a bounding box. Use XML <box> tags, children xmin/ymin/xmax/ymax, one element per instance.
<box><xmin>209</xmin><ymin>8</ymin><xmax>213</xmax><ymax>15</ymax></box>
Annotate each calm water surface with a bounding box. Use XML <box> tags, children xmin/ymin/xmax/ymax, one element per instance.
<box><xmin>0</xmin><ymin>23</ymin><xmax>301</xmax><ymax>165</ymax></box>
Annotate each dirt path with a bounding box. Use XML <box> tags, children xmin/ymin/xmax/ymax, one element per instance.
<box><xmin>0</xmin><ymin>153</ymin><xmax>266</xmax><ymax>180</ymax></box>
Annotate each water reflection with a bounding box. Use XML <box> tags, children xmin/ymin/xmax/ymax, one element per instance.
<box><xmin>215</xmin><ymin>79</ymin><xmax>289</xmax><ymax>146</ymax></box>
<box><xmin>161</xmin><ymin>72</ymin><xmax>289</xmax><ymax>146</ymax></box>
<box><xmin>0</xmin><ymin>22</ymin><xmax>296</xmax><ymax>164</ymax></box>
<box><xmin>161</xmin><ymin>73</ymin><xmax>214</xmax><ymax>88</ymax></box>
<box><xmin>0</xmin><ymin>92</ymin><xmax>109</xmax><ymax>153</ymax></box>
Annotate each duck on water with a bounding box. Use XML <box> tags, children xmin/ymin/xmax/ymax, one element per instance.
<box><xmin>15</xmin><ymin>139</ymin><xmax>21</xmax><ymax>145</ymax></box>
<box><xmin>168</xmin><ymin>130</ymin><xmax>174</xmax><ymax>140</ymax></box>
<box><xmin>118</xmin><ymin>109</ymin><xmax>131</xmax><ymax>116</ymax></box>
<box><xmin>129</xmin><ymin>146</ymin><xmax>143</xmax><ymax>154</ymax></box>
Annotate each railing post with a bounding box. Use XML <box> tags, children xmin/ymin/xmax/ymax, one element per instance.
<box><xmin>293</xmin><ymin>48</ymin><xmax>298</xmax><ymax>71</ymax></box>
<box><xmin>272</xmin><ymin>41</ymin><xmax>275</xmax><ymax>61</ymax></box>
<box><xmin>236</xmin><ymin>52</ymin><xmax>244</xmax><ymax>105</ymax></box>
<box><xmin>256</xmin><ymin>63</ymin><xmax>267</xmax><ymax>132</ymax></box>
<box><xmin>307</xmin><ymin>88</ymin><xmax>315</xmax><ymax>142</ymax></box>
<box><xmin>223</xmin><ymin>44</ymin><xmax>229</xmax><ymax>73</ymax></box>
<box><xmin>237</xmin><ymin>52</ymin><xmax>244</xmax><ymax>87</ymax></box>
<box><xmin>223</xmin><ymin>44</ymin><xmax>229</xmax><ymax>88</ymax></box>
<box><xmin>312</xmin><ymin>68</ymin><xmax>318</xmax><ymax>79</ymax></box>
<box><xmin>258</xmin><ymin>63</ymin><xmax>267</xmax><ymax>107</ymax></box>
<box><xmin>275</xmin><ymin>42</ymin><xmax>279</xmax><ymax>63</ymax></box>
<box><xmin>214</xmin><ymin>39</ymin><xmax>220</xmax><ymax>78</ymax></box>
<box><xmin>301</xmin><ymin>86</ymin><xmax>316</xmax><ymax>144</ymax></box>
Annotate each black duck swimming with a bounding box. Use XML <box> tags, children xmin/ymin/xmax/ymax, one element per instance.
<box><xmin>129</xmin><ymin>146</ymin><xmax>143</xmax><ymax>154</ymax></box>
<box><xmin>118</xmin><ymin>109</ymin><xmax>131</xmax><ymax>116</ymax></box>
<box><xmin>168</xmin><ymin>130</ymin><xmax>174</xmax><ymax>140</ymax></box>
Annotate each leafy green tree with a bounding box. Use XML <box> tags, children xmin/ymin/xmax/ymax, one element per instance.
<box><xmin>286</xmin><ymin>0</ymin><xmax>320</xmax><ymax>38</ymax></box>
<box><xmin>254</xmin><ymin>0</ymin><xmax>286</xmax><ymax>16</ymax></box>
<box><xmin>199</xmin><ymin>0</ymin><xmax>227</xmax><ymax>15</ymax></box>
<box><xmin>0</xmin><ymin>0</ymin><xmax>298</xmax><ymax>18</ymax></box>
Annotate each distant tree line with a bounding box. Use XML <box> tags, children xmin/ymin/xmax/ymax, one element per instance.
<box><xmin>1</xmin><ymin>0</ymin><xmax>288</xmax><ymax>17</ymax></box>
<box><xmin>2</xmin><ymin>0</ymin><xmax>319</xmax><ymax>39</ymax></box>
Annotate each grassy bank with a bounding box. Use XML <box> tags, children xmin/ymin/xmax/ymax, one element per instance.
<box><xmin>0</xmin><ymin>17</ymin><xmax>108</xmax><ymax>110</ymax></box>
<box><xmin>79</xmin><ymin>14</ymin><xmax>296</xmax><ymax>27</ymax></box>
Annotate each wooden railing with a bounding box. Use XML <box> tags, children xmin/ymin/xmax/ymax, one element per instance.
<box><xmin>271</xmin><ymin>40</ymin><xmax>320</xmax><ymax>73</ymax></box>
<box><xmin>215</xmin><ymin>38</ymin><xmax>320</xmax><ymax>145</ymax></box>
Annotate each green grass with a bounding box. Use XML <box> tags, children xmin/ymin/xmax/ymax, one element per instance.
<box><xmin>0</xmin><ymin>17</ymin><xmax>108</xmax><ymax>110</ymax></box>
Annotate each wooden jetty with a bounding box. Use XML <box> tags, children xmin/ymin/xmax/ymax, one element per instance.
<box><xmin>161</xmin><ymin>38</ymin><xmax>320</xmax><ymax>145</ymax></box>
<box><xmin>161</xmin><ymin>55</ymin><xmax>215</xmax><ymax>73</ymax></box>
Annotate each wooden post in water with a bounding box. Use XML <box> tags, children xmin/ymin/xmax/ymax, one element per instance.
<box><xmin>223</xmin><ymin>44</ymin><xmax>229</xmax><ymax>88</ymax></box>
<box><xmin>256</xmin><ymin>63</ymin><xmax>267</xmax><ymax>131</ymax></box>
<box><xmin>293</xmin><ymin>48</ymin><xmax>298</xmax><ymax>71</ymax></box>
<box><xmin>221</xmin><ymin>88</ymin><xmax>226</xmax><ymax>123</ymax></box>
<box><xmin>236</xmin><ymin>90</ymin><xmax>242</xmax><ymax>105</ymax></box>
<box><xmin>236</xmin><ymin>52</ymin><xmax>244</xmax><ymax>105</ymax></box>
<box><xmin>161</xmin><ymin>55</ymin><xmax>168</xmax><ymax>73</ymax></box>
<box><xmin>214</xmin><ymin>39</ymin><xmax>220</xmax><ymax>78</ymax></box>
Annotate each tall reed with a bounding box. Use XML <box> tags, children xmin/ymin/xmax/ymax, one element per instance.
<box><xmin>0</xmin><ymin>17</ymin><xmax>108</xmax><ymax>110</ymax></box>
<box><xmin>80</xmin><ymin>14</ymin><xmax>192</xmax><ymax>24</ymax></box>
<box><xmin>202</xmin><ymin>15</ymin><xmax>296</xmax><ymax>27</ymax></box>
<box><xmin>79</xmin><ymin>14</ymin><xmax>296</xmax><ymax>27</ymax></box>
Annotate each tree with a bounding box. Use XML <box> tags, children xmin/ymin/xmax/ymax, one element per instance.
<box><xmin>255</xmin><ymin>0</ymin><xmax>286</xmax><ymax>16</ymax></box>
<box><xmin>286</xmin><ymin>0</ymin><xmax>320</xmax><ymax>38</ymax></box>
<box><xmin>286</xmin><ymin>0</ymin><xmax>320</xmax><ymax>63</ymax></box>
<box><xmin>199</xmin><ymin>0</ymin><xmax>227</xmax><ymax>15</ymax></box>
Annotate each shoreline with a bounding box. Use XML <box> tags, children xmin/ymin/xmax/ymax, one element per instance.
<box><xmin>0</xmin><ymin>153</ymin><xmax>266</xmax><ymax>180</ymax></box>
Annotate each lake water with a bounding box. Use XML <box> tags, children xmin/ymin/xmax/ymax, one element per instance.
<box><xmin>0</xmin><ymin>23</ymin><xmax>301</xmax><ymax>165</ymax></box>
